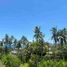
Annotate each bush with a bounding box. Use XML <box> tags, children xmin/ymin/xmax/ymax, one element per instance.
<box><xmin>38</xmin><ymin>60</ymin><xmax>67</xmax><ymax>67</ymax></box>
<box><xmin>1</xmin><ymin>54</ymin><xmax>21</xmax><ymax>67</ymax></box>
<box><xmin>20</xmin><ymin>63</ymin><xmax>29</xmax><ymax>67</ymax></box>
<box><xmin>29</xmin><ymin>54</ymin><xmax>39</xmax><ymax>67</ymax></box>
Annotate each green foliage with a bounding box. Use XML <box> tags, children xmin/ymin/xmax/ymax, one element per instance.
<box><xmin>38</xmin><ymin>60</ymin><xmax>67</xmax><ymax>67</ymax></box>
<box><xmin>28</xmin><ymin>54</ymin><xmax>39</xmax><ymax>67</ymax></box>
<box><xmin>1</xmin><ymin>54</ymin><xmax>21</xmax><ymax>67</ymax></box>
<box><xmin>0</xmin><ymin>26</ymin><xmax>66</xmax><ymax>67</ymax></box>
<box><xmin>20</xmin><ymin>63</ymin><xmax>29</xmax><ymax>67</ymax></box>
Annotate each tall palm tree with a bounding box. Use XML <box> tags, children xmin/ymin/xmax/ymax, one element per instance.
<box><xmin>34</xmin><ymin>26</ymin><xmax>44</xmax><ymax>42</ymax></box>
<box><xmin>51</xmin><ymin>27</ymin><xmax>58</xmax><ymax>45</ymax></box>
<box><xmin>34</xmin><ymin>26</ymin><xmax>40</xmax><ymax>42</ymax></box>
<box><xmin>33</xmin><ymin>26</ymin><xmax>45</xmax><ymax>59</ymax></box>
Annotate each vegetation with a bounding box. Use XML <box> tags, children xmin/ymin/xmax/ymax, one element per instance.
<box><xmin>1</xmin><ymin>54</ymin><xmax>21</xmax><ymax>67</ymax></box>
<box><xmin>38</xmin><ymin>60</ymin><xmax>67</xmax><ymax>67</ymax></box>
<box><xmin>0</xmin><ymin>26</ymin><xmax>67</xmax><ymax>67</ymax></box>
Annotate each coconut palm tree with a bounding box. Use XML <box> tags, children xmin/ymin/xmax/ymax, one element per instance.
<box><xmin>33</xmin><ymin>26</ymin><xmax>45</xmax><ymax>59</ymax></box>
<box><xmin>51</xmin><ymin>27</ymin><xmax>58</xmax><ymax>45</ymax></box>
<box><xmin>34</xmin><ymin>26</ymin><xmax>44</xmax><ymax>43</ymax></box>
<box><xmin>34</xmin><ymin>26</ymin><xmax>40</xmax><ymax>42</ymax></box>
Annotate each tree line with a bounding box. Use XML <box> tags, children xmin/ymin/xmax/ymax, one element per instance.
<box><xmin>0</xmin><ymin>26</ymin><xmax>67</xmax><ymax>67</ymax></box>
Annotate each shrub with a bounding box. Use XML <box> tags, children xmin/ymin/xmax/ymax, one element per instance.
<box><xmin>1</xmin><ymin>54</ymin><xmax>21</xmax><ymax>67</ymax></box>
<box><xmin>38</xmin><ymin>60</ymin><xmax>67</xmax><ymax>67</ymax></box>
<box><xmin>20</xmin><ymin>63</ymin><xmax>29</xmax><ymax>67</ymax></box>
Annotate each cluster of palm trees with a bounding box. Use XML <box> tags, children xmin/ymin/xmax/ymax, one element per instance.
<box><xmin>51</xmin><ymin>27</ymin><xmax>67</xmax><ymax>46</ymax></box>
<box><xmin>0</xmin><ymin>26</ymin><xmax>66</xmax><ymax>47</ymax></box>
<box><xmin>0</xmin><ymin>26</ymin><xmax>67</xmax><ymax>50</ymax></box>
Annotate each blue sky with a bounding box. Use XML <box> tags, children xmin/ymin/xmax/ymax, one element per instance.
<box><xmin>0</xmin><ymin>0</ymin><xmax>67</xmax><ymax>42</ymax></box>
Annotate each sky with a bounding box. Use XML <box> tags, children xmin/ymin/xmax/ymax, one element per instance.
<box><xmin>0</xmin><ymin>0</ymin><xmax>67</xmax><ymax>42</ymax></box>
